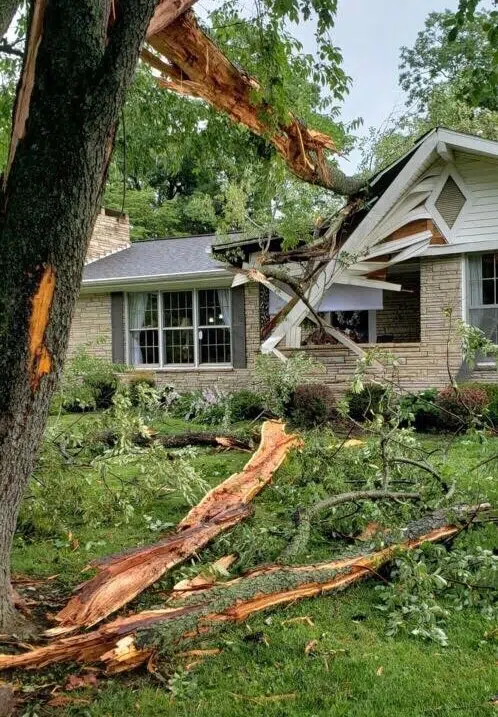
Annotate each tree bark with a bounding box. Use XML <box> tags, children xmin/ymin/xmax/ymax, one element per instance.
<box><xmin>0</xmin><ymin>505</ymin><xmax>488</xmax><ymax>673</ymax></box>
<box><xmin>0</xmin><ymin>0</ymin><xmax>158</xmax><ymax>632</ymax></box>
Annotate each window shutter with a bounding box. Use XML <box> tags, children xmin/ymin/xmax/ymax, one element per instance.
<box><xmin>434</xmin><ymin>176</ymin><xmax>466</xmax><ymax>228</ymax></box>
<box><xmin>231</xmin><ymin>285</ymin><xmax>246</xmax><ymax>368</ymax></box>
<box><xmin>111</xmin><ymin>292</ymin><xmax>125</xmax><ymax>364</ymax></box>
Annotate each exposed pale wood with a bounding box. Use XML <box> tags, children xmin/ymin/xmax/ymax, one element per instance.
<box><xmin>1</xmin><ymin>508</ymin><xmax>483</xmax><ymax>673</ymax></box>
<box><xmin>146</xmin><ymin>0</ymin><xmax>199</xmax><ymax>38</ymax></box>
<box><xmin>50</xmin><ymin>421</ymin><xmax>301</xmax><ymax>632</ymax></box>
<box><xmin>4</xmin><ymin>0</ymin><xmax>47</xmax><ymax>185</ymax></box>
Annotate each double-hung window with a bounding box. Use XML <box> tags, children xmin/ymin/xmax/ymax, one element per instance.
<box><xmin>467</xmin><ymin>253</ymin><xmax>498</xmax><ymax>351</ymax></box>
<box><xmin>127</xmin><ymin>289</ymin><xmax>232</xmax><ymax>367</ymax></box>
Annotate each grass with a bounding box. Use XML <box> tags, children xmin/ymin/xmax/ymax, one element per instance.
<box><xmin>8</xmin><ymin>414</ymin><xmax>498</xmax><ymax>716</ymax></box>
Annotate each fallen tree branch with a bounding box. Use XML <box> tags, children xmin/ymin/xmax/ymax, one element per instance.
<box><xmin>0</xmin><ymin>505</ymin><xmax>489</xmax><ymax>673</ymax></box>
<box><xmin>49</xmin><ymin>421</ymin><xmax>301</xmax><ymax>634</ymax></box>
<box><xmin>391</xmin><ymin>457</ymin><xmax>455</xmax><ymax>499</ymax></box>
<box><xmin>96</xmin><ymin>429</ymin><xmax>253</xmax><ymax>451</ymax></box>
<box><xmin>279</xmin><ymin>490</ymin><xmax>421</xmax><ymax>562</ymax></box>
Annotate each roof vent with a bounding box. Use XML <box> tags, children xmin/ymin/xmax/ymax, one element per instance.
<box><xmin>434</xmin><ymin>176</ymin><xmax>466</xmax><ymax>228</ymax></box>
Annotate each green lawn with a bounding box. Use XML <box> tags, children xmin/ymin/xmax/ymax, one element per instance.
<box><xmin>8</xmin><ymin>415</ymin><xmax>498</xmax><ymax>716</ymax></box>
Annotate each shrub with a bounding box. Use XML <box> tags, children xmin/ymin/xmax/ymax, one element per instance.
<box><xmin>51</xmin><ymin>348</ymin><xmax>124</xmax><ymax>413</ymax></box>
<box><xmin>346</xmin><ymin>383</ymin><xmax>391</xmax><ymax>422</ymax></box>
<box><xmin>462</xmin><ymin>381</ymin><xmax>498</xmax><ymax>426</ymax></box>
<box><xmin>172</xmin><ymin>387</ymin><xmax>232</xmax><ymax>425</ymax></box>
<box><xmin>255</xmin><ymin>352</ymin><xmax>324</xmax><ymax>417</ymax></box>
<box><xmin>290</xmin><ymin>383</ymin><xmax>335</xmax><ymax>427</ymax></box>
<box><xmin>229</xmin><ymin>390</ymin><xmax>264</xmax><ymax>422</ymax></box>
<box><xmin>127</xmin><ymin>373</ymin><xmax>156</xmax><ymax>406</ymax></box>
<box><xmin>436</xmin><ymin>385</ymin><xmax>488</xmax><ymax>431</ymax></box>
<box><xmin>399</xmin><ymin>388</ymin><xmax>440</xmax><ymax>432</ymax></box>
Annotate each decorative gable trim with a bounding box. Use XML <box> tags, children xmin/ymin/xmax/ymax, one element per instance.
<box><xmin>426</xmin><ymin>165</ymin><xmax>472</xmax><ymax>243</ymax></box>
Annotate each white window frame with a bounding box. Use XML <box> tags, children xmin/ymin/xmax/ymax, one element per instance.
<box><xmin>126</xmin><ymin>289</ymin><xmax>233</xmax><ymax>369</ymax></box>
<box><xmin>426</xmin><ymin>165</ymin><xmax>472</xmax><ymax>243</ymax></box>
<box><xmin>466</xmin><ymin>253</ymin><xmax>498</xmax><ymax>366</ymax></box>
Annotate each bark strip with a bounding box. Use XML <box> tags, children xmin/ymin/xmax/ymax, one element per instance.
<box><xmin>0</xmin><ymin>507</ymin><xmax>483</xmax><ymax>674</ymax></box>
<box><xmin>4</xmin><ymin>0</ymin><xmax>47</xmax><ymax>185</ymax></box>
<box><xmin>50</xmin><ymin>421</ymin><xmax>301</xmax><ymax>633</ymax></box>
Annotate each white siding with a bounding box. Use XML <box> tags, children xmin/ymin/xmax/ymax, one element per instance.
<box><xmin>453</xmin><ymin>152</ymin><xmax>498</xmax><ymax>244</ymax></box>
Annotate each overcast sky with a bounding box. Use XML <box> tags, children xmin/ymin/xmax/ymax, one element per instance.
<box><xmin>331</xmin><ymin>0</ymin><xmax>460</xmax><ymax>168</ymax></box>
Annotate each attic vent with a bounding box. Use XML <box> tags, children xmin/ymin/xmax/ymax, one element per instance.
<box><xmin>434</xmin><ymin>176</ymin><xmax>466</xmax><ymax>228</ymax></box>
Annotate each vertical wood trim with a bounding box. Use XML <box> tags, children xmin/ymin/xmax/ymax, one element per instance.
<box><xmin>231</xmin><ymin>285</ymin><xmax>246</xmax><ymax>368</ymax></box>
<box><xmin>111</xmin><ymin>292</ymin><xmax>125</xmax><ymax>364</ymax></box>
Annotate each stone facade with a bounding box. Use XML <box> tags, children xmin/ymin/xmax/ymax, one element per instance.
<box><xmin>285</xmin><ymin>254</ymin><xmax>464</xmax><ymax>394</ymax></box>
<box><xmin>85</xmin><ymin>209</ymin><xmax>130</xmax><ymax>263</ymax></box>
<box><xmin>68</xmin><ymin>251</ymin><xmax>472</xmax><ymax>396</ymax></box>
<box><xmin>376</xmin><ymin>263</ymin><xmax>421</xmax><ymax>343</ymax></box>
<box><xmin>67</xmin><ymin>293</ymin><xmax>113</xmax><ymax>359</ymax></box>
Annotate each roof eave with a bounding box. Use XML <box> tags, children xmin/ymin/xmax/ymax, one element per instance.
<box><xmin>81</xmin><ymin>268</ymin><xmax>231</xmax><ymax>291</ymax></box>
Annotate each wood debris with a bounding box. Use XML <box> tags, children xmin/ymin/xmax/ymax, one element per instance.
<box><xmin>170</xmin><ymin>555</ymin><xmax>237</xmax><ymax>600</ymax></box>
<box><xmin>49</xmin><ymin>421</ymin><xmax>301</xmax><ymax>633</ymax></box>
<box><xmin>0</xmin><ymin>510</ymin><xmax>476</xmax><ymax>674</ymax></box>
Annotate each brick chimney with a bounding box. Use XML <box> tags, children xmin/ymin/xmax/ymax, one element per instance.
<box><xmin>86</xmin><ymin>208</ymin><xmax>131</xmax><ymax>263</ymax></box>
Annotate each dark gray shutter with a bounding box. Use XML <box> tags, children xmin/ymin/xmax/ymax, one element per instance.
<box><xmin>111</xmin><ymin>292</ymin><xmax>125</xmax><ymax>364</ymax></box>
<box><xmin>231</xmin><ymin>285</ymin><xmax>246</xmax><ymax>368</ymax></box>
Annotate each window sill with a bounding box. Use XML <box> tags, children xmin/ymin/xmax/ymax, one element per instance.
<box><xmin>124</xmin><ymin>365</ymin><xmax>235</xmax><ymax>373</ymax></box>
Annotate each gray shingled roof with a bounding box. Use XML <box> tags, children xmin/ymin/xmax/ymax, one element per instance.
<box><xmin>83</xmin><ymin>235</ymin><xmax>227</xmax><ymax>284</ymax></box>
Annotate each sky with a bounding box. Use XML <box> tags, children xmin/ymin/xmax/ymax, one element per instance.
<box><xmin>331</xmin><ymin>0</ymin><xmax>460</xmax><ymax>169</ymax></box>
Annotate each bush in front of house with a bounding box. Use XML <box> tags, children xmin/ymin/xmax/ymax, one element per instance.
<box><xmin>51</xmin><ymin>348</ymin><xmax>125</xmax><ymax>413</ymax></box>
<box><xmin>229</xmin><ymin>390</ymin><xmax>265</xmax><ymax>422</ymax></box>
<box><xmin>289</xmin><ymin>383</ymin><xmax>336</xmax><ymax>427</ymax></box>
<box><xmin>127</xmin><ymin>372</ymin><xmax>156</xmax><ymax>406</ymax></box>
<box><xmin>399</xmin><ymin>388</ymin><xmax>440</xmax><ymax>432</ymax></box>
<box><xmin>345</xmin><ymin>383</ymin><xmax>392</xmax><ymax>422</ymax></box>
<box><xmin>255</xmin><ymin>352</ymin><xmax>324</xmax><ymax>418</ymax></box>
<box><xmin>172</xmin><ymin>387</ymin><xmax>232</xmax><ymax>425</ymax></box>
<box><xmin>436</xmin><ymin>385</ymin><xmax>489</xmax><ymax>431</ymax></box>
<box><xmin>461</xmin><ymin>381</ymin><xmax>498</xmax><ymax>427</ymax></box>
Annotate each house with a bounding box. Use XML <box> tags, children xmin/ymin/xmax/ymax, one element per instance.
<box><xmin>71</xmin><ymin>128</ymin><xmax>498</xmax><ymax>394</ymax></box>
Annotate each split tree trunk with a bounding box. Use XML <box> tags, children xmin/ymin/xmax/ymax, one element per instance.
<box><xmin>0</xmin><ymin>0</ymin><xmax>159</xmax><ymax>632</ymax></box>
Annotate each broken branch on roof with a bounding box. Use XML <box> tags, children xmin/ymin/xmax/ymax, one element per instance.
<box><xmin>49</xmin><ymin>421</ymin><xmax>301</xmax><ymax>633</ymax></box>
<box><xmin>142</xmin><ymin>11</ymin><xmax>365</xmax><ymax>196</ymax></box>
<box><xmin>0</xmin><ymin>505</ymin><xmax>489</xmax><ymax>673</ymax></box>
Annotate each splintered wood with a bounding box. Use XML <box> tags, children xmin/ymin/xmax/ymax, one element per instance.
<box><xmin>49</xmin><ymin>421</ymin><xmax>301</xmax><ymax>633</ymax></box>
<box><xmin>143</xmin><ymin>12</ymin><xmax>337</xmax><ymax>191</ymax></box>
<box><xmin>0</xmin><ymin>524</ymin><xmax>460</xmax><ymax>673</ymax></box>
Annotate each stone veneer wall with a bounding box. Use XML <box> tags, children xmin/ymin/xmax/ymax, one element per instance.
<box><xmin>86</xmin><ymin>209</ymin><xmax>130</xmax><ymax>262</ymax></box>
<box><xmin>285</xmin><ymin>254</ymin><xmax>464</xmax><ymax>394</ymax></box>
<box><xmin>375</xmin><ymin>264</ymin><xmax>421</xmax><ymax>343</ymax></box>
<box><xmin>67</xmin><ymin>294</ymin><xmax>113</xmax><ymax>359</ymax></box>
<box><xmin>68</xmin><ymin>256</ymin><xmax>466</xmax><ymax>395</ymax></box>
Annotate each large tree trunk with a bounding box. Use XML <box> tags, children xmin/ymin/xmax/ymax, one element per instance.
<box><xmin>0</xmin><ymin>0</ymin><xmax>159</xmax><ymax>633</ymax></box>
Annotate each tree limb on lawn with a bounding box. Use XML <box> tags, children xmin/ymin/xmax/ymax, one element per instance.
<box><xmin>48</xmin><ymin>421</ymin><xmax>301</xmax><ymax>634</ymax></box>
<box><xmin>279</xmin><ymin>490</ymin><xmax>421</xmax><ymax>562</ymax></box>
<box><xmin>0</xmin><ymin>505</ymin><xmax>490</xmax><ymax>673</ymax></box>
